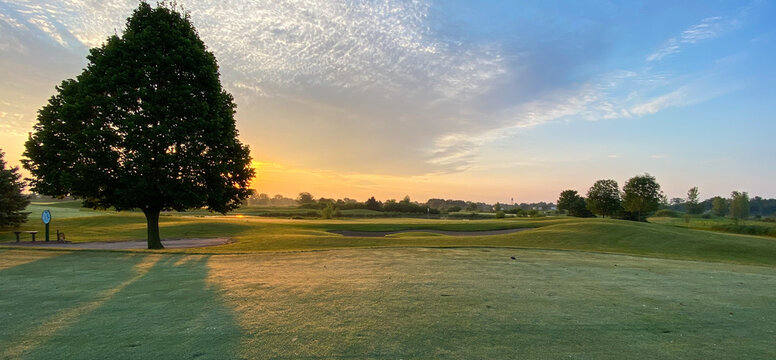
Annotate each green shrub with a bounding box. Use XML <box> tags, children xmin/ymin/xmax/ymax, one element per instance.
<box><xmin>495</xmin><ymin>211</ymin><xmax>505</xmax><ymax>219</ymax></box>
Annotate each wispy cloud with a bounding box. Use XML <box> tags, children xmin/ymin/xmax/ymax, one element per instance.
<box><xmin>647</xmin><ymin>16</ymin><xmax>732</xmax><ymax>61</ymax></box>
<box><xmin>0</xmin><ymin>0</ymin><xmax>758</xmax><ymax>180</ymax></box>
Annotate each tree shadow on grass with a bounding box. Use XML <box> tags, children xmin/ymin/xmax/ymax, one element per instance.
<box><xmin>0</xmin><ymin>253</ymin><xmax>243</xmax><ymax>360</ymax></box>
<box><xmin>0</xmin><ymin>251</ymin><xmax>149</xmax><ymax>354</ymax></box>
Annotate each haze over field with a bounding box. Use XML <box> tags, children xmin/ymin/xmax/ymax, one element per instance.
<box><xmin>1</xmin><ymin>0</ymin><xmax>774</xmax><ymax>203</ymax></box>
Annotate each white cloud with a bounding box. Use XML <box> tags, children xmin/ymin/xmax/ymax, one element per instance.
<box><xmin>0</xmin><ymin>0</ymin><xmax>750</xmax><ymax>177</ymax></box>
<box><xmin>647</xmin><ymin>16</ymin><xmax>731</xmax><ymax>62</ymax></box>
<box><xmin>0</xmin><ymin>111</ymin><xmax>27</xmax><ymax>136</ymax></box>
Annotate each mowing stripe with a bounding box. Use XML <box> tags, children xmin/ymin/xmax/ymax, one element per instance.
<box><xmin>0</xmin><ymin>250</ymin><xmax>65</xmax><ymax>271</ymax></box>
<box><xmin>0</xmin><ymin>255</ymin><xmax>161</xmax><ymax>359</ymax></box>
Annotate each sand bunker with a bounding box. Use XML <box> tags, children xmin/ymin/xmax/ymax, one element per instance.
<box><xmin>1</xmin><ymin>238</ymin><xmax>231</xmax><ymax>250</ymax></box>
<box><xmin>328</xmin><ymin>228</ymin><xmax>531</xmax><ymax>237</ymax></box>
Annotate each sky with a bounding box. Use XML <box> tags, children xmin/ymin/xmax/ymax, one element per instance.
<box><xmin>0</xmin><ymin>0</ymin><xmax>774</xmax><ymax>203</ymax></box>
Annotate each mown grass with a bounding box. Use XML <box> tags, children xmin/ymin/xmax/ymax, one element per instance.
<box><xmin>3</xmin><ymin>210</ymin><xmax>776</xmax><ymax>266</ymax></box>
<box><xmin>1</xmin><ymin>248</ymin><xmax>774</xmax><ymax>359</ymax></box>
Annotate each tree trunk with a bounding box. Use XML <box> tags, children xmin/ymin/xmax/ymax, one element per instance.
<box><xmin>143</xmin><ymin>207</ymin><xmax>164</xmax><ymax>249</ymax></box>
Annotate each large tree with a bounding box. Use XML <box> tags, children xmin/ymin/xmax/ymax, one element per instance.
<box><xmin>586</xmin><ymin>179</ymin><xmax>621</xmax><ymax>218</ymax></box>
<box><xmin>23</xmin><ymin>3</ymin><xmax>254</xmax><ymax>249</ymax></box>
<box><xmin>557</xmin><ymin>189</ymin><xmax>594</xmax><ymax>218</ymax></box>
<box><xmin>730</xmin><ymin>191</ymin><xmax>750</xmax><ymax>225</ymax></box>
<box><xmin>621</xmin><ymin>173</ymin><xmax>662</xmax><ymax>221</ymax></box>
<box><xmin>0</xmin><ymin>150</ymin><xmax>30</xmax><ymax>228</ymax></box>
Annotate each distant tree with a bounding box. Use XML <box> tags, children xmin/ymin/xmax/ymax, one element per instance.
<box><xmin>465</xmin><ymin>202</ymin><xmax>478</xmax><ymax>212</ymax></box>
<box><xmin>670</xmin><ymin>198</ymin><xmax>685</xmax><ymax>206</ymax></box>
<box><xmin>586</xmin><ymin>179</ymin><xmax>621</xmax><ymax>218</ymax></box>
<box><xmin>447</xmin><ymin>205</ymin><xmax>462</xmax><ymax>213</ymax></box>
<box><xmin>0</xmin><ymin>150</ymin><xmax>30</xmax><ymax>228</ymax></box>
<box><xmin>383</xmin><ymin>199</ymin><xmax>398</xmax><ymax>212</ymax></box>
<box><xmin>22</xmin><ymin>3</ymin><xmax>254</xmax><ymax>249</ymax></box>
<box><xmin>494</xmin><ymin>202</ymin><xmax>502</xmax><ymax>212</ymax></box>
<box><xmin>296</xmin><ymin>192</ymin><xmax>315</xmax><ymax>205</ymax></box>
<box><xmin>271</xmin><ymin>194</ymin><xmax>284</xmax><ymax>206</ymax></box>
<box><xmin>317</xmin><ymin>197</ymin><xmax>334</xmax><ymax>206</ymax></box>
<box><xmin>365</xmin><ymin>196</ymin><xmax>382</xmax><ymax>211</ymax></box>
<box><xmin>750</xmin><ymin>196</ymin><xmax>764</xmax><ymax>216</ymax></box>
<box><xmin>622</xmin><ymin>174</ymin><xmax>662</xmax><ymax>221</ymax></box>
<box><xmin>507</xmin><ymin>207</ymin><xmax>523</xmax><ymax>216</ymax></box>
<box><xmin>711</xmin><ymin>196</ymin><xmax>729</xmax><ymax>217</ymax></box>
<box><xmin>252</xmin><ymin>193</ymin><xmax>270</xmax><ymax>206</ymax></box>
<box><xmin>495</xmin><ymin>210</ymin><xmax>505</xmax><ymax>218</ymax></box>
<box><xmin>658</xmin><ymin>194</ymin><xmax>669</xmax><ymax>209</ymax></box>
<box><xmin>686</xmin><ymin>187</ymin><xmax>702</xmax><ymax>214</ymax></box>
<box><xmin>557</xmin><ymin>190</ymin><xmax>594</xmax><ymax>218</ymax></box>
<box><xmin>321</xmin><ymin>203</ymin><xmax>335</xmax><ymax>219</ymax></box>
<box><xmin>730</xmin><ymin>191</ymin><xmax>750</xmax><ymax>225</ymax></box>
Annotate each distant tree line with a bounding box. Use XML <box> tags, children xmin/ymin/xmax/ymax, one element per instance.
<box><xmin>559</xmin><ymin>174</ymin><xmax>775</xmax><ymax>223</ymax></box>
<box><xmin>666</xmin><ymin>193</ymin><xmax>776</xmax><ymax>218</ymax></box>
<box><xmin>245</xmin><ymin>191</ymin><xmax>559</xmax><ymax>216</ymax></box>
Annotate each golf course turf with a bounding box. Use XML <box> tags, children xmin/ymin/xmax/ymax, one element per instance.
<box><xmin>1</xmin><ymin>248</ymin><xmax>774</xmax><ymax>359</ymax></box>
<box><xmin>1</xmin><ymin>205</ymin><xmax>776</xmax><ymax>358</ymax></box>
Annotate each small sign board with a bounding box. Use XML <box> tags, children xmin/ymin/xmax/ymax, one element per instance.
<box><xmin>42</xmin><ymin>210</ymin><xmax>51</xmax><ymax>224</ymax></box>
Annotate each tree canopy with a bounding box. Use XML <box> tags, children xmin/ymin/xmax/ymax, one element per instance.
<box><xmin>22</xmin><ymin>2</ymin><xmax>254</xmax><ymax>248</ymax></box>
<box><xmin>296</xmin><ymin>192</ymin><xmax>315</xmax><ymax>205</ymax></box>
<box><xmin>621</xmin><ymin>173</ymin><xmax>662</xmax><ymax>221</ymax></box>
<box><xmin>0</xmin><ymin>150</ymin><xmax>30</xmax><ymax>228</ymax></box>
<box><xmin>711</xmin><ymin>196</ymin><xmax>729</xmax><ymax>217</ymax></box>
<box><xmin>586</xmin><ymin>179</ymin><xmax>621</xmax><ymax>218</ymax></box>
<box><xmin>557</xmin><ymin>190</ymin><xmax>594</xmax><ymax>218</ymax></box>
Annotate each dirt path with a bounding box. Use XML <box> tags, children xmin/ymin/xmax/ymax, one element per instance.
<box><xmin>328</xmin><ymin>228</ymin><xmax>532</xmax><ymax>237</ymax></box>
<box><xmin>1</xmin><ymin>238</ymin><xmax>231</xmax><ymax>249</ymax></box>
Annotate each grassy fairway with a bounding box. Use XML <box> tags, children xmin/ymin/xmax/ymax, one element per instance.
<box><xmin>3</xmin><ymin>208</ymin><xmax>776</xmax><ymax>266</ymax></box>
<box><xmin>1</xmin><ymin>248</ymin><xmax>774</xmax><ymax>359</ymax></box>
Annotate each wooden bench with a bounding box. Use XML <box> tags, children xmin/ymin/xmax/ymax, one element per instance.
<box><xmin>13</xmin><ymin>231</ymin><xmax>39</xmax><ymax>242</ymax></box>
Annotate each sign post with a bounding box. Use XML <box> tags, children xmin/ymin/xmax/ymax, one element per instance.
<box><xmin>42</xmin><ymin>210</ymin><xmax>51</xmax><ymax>242</ymax></box>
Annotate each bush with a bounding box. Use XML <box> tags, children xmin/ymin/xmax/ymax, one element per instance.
<box><xmin>495</xmin><ymin>211</ymin><xmax>505</xmax><ymax>219</ymax></box>
<box><xmin>654</xmin><ymin>209</ymin><xmax>679</xmax><ymax>218</ymax></box>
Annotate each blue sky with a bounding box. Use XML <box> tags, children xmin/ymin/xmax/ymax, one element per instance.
<box><xmin>0</xmin><ymin>0</ymin><xmax>774</xmax><ymax>202</ymax></box>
